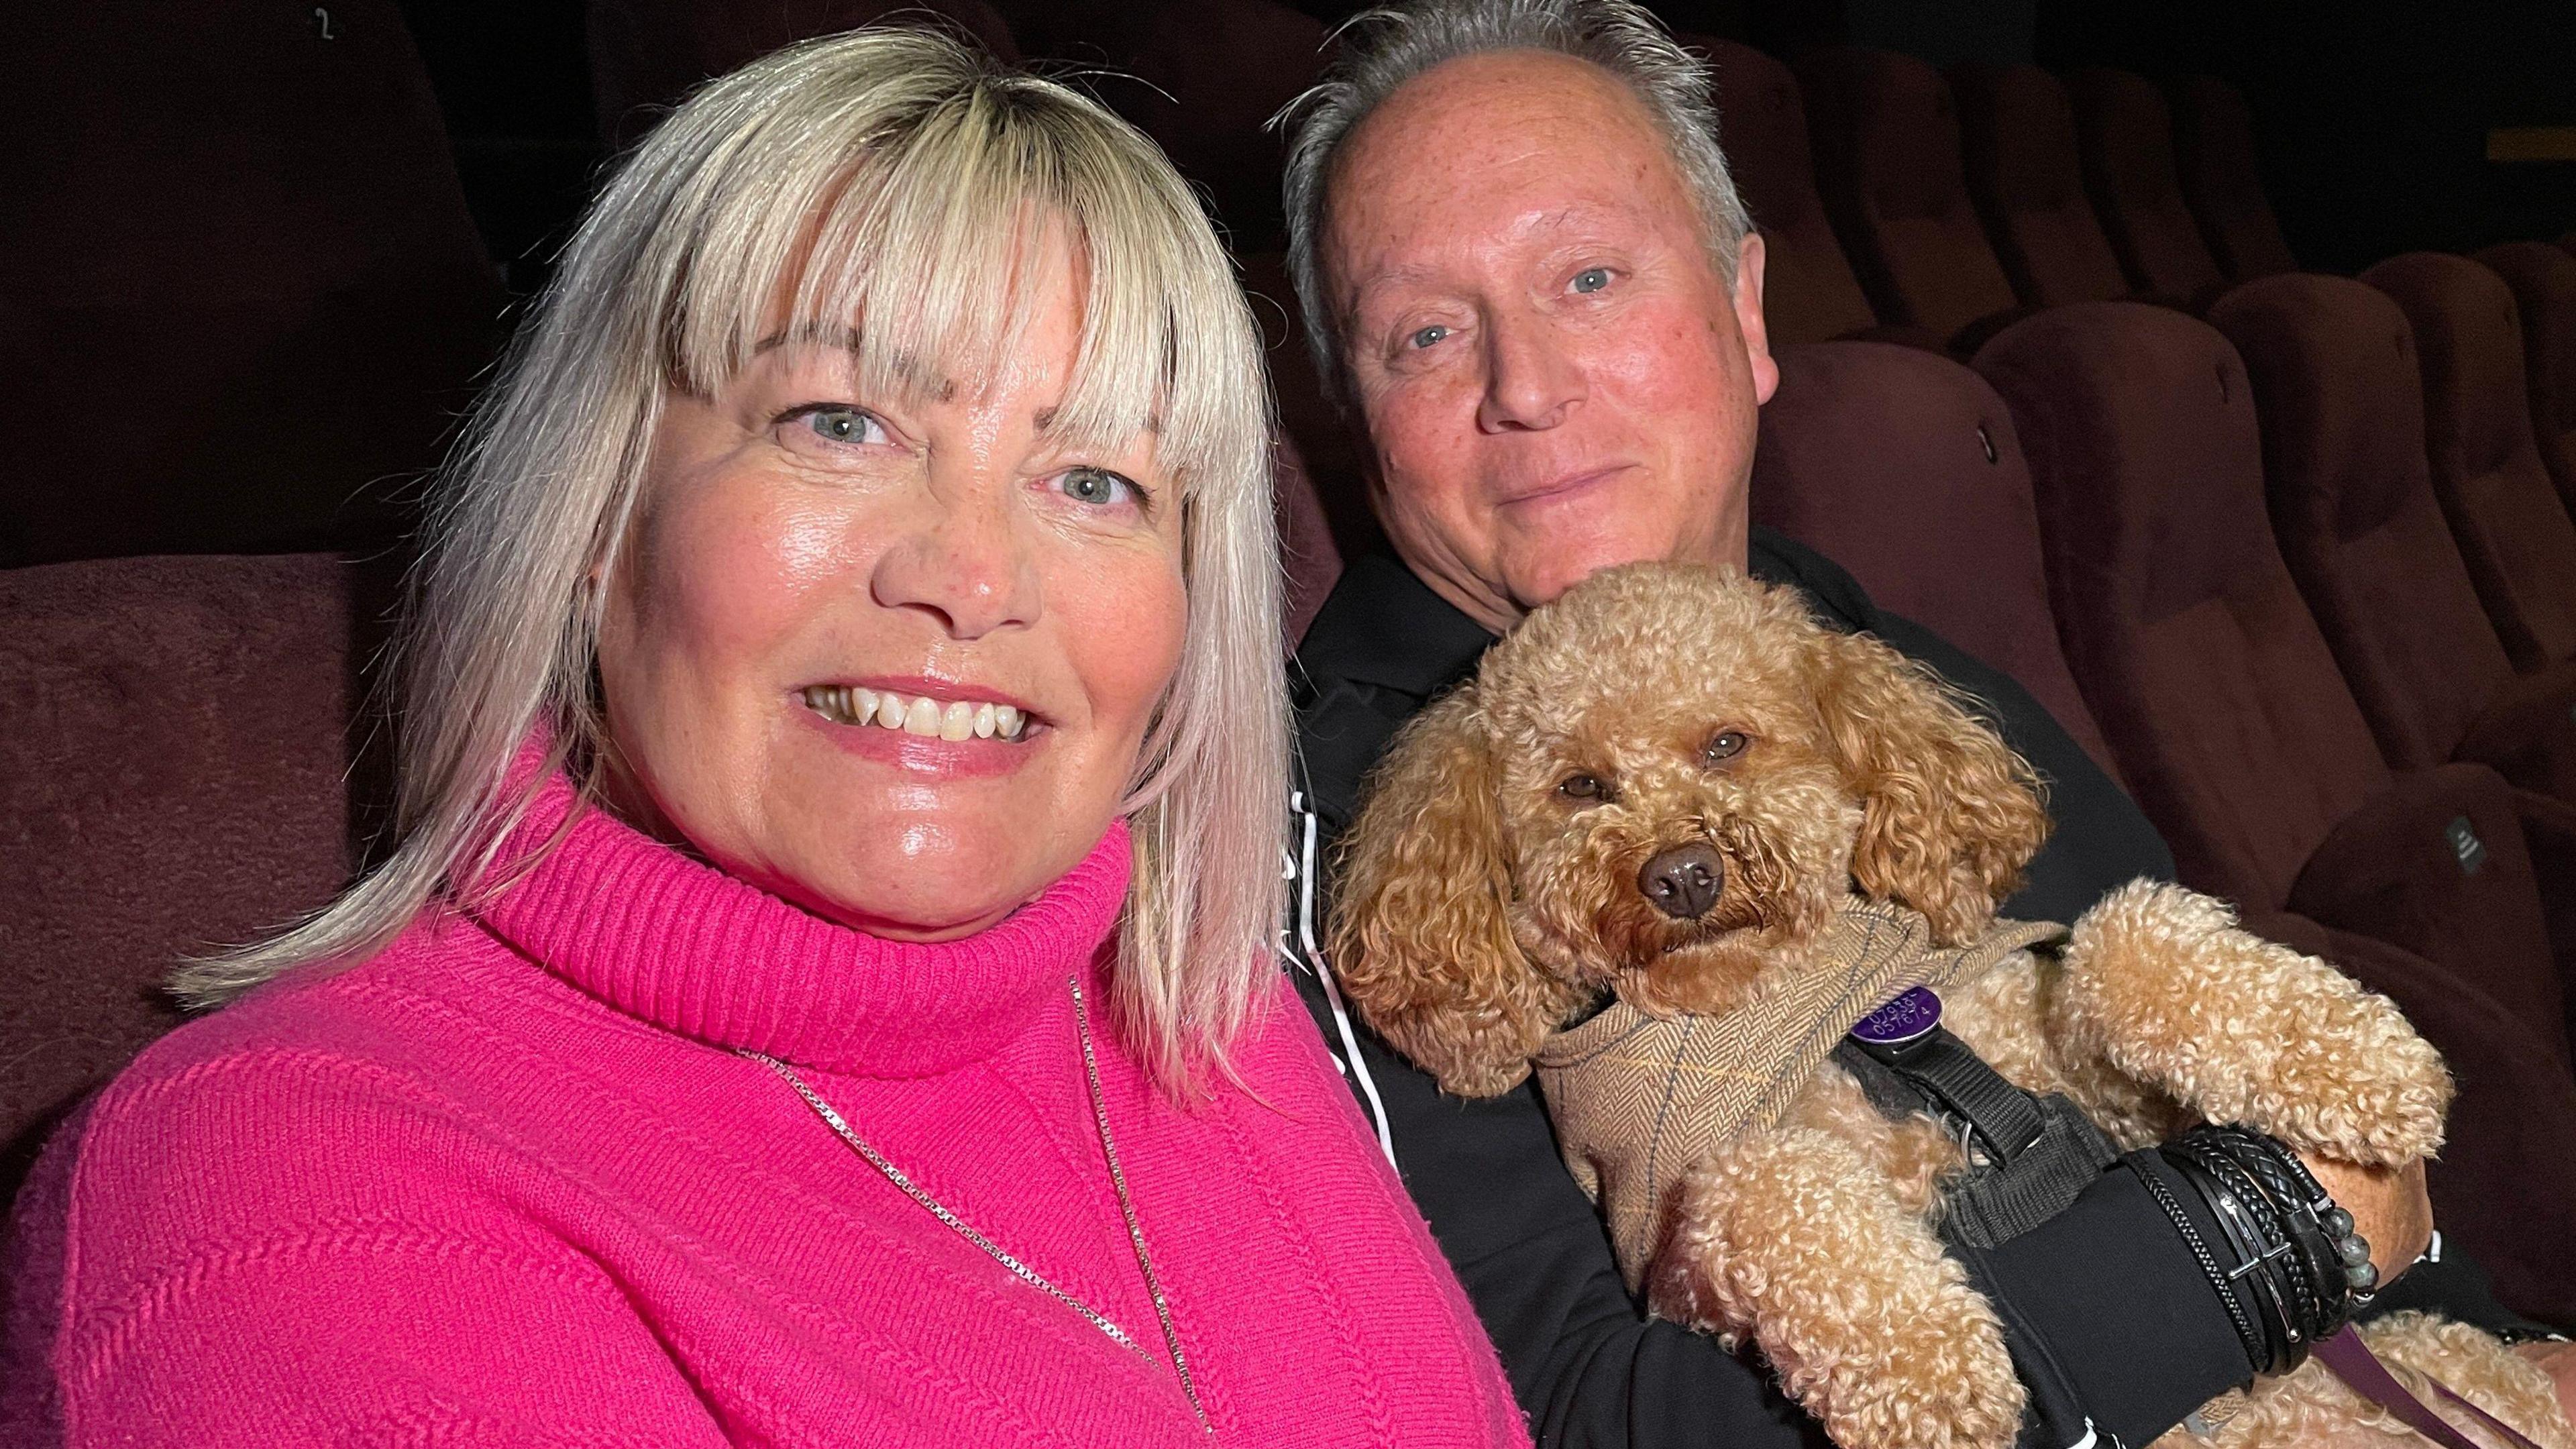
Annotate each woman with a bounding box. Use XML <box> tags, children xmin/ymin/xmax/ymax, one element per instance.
<box><xmin>7</xmin><ymin>30</ymin><xmax>1528</xmax><ymax>1446</ymax></box>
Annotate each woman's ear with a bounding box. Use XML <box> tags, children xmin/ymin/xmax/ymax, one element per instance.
<box><xmin>1327</xmin><ymin>690</ymin><xmax>1573</xmax><ymax>1097</ymax></box>
<box><xmin>1809</xmin><ymin>629</ymin><xmax>2051</xmax><ymax>945</ymax></box>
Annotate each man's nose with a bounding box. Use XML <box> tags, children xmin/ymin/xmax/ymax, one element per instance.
<box><xmin>1639</xmin><ymin>843</ymin><xmax>1724</xmax><ymax>920</ymax></box>
<box><xmin>1476</xmin><ymin>311</ymin><xmax>1585</xmax><ymax>433</ymax></box>
<box><xmin>867</xmin><ymin>463</ymin><xmax>1040</xmax><ymax>639</ymax></box>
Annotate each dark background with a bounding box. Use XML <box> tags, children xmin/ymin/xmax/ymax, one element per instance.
<box><xmin>398</xmin><ymin>0</ymin><xmax>2576</xmax><ymax>297</ymax></box>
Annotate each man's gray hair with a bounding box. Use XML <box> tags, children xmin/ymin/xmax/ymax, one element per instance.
<box><xmin>1277</xmin><ymin>0</ymin><xmax>1752</xmax><ymax>405</ymax></box>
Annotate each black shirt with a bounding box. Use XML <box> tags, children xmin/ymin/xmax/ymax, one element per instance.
<box><xmin>1283</xmin><ymin>535</ymin><xmax>2228</xmax><ymax>1449</ymax></box>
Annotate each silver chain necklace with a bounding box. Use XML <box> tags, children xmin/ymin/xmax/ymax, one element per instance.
<box><xmin>740</xmin><ymin>975</ymin><xmax>1211</xmax><ymax>1435</ymax></box>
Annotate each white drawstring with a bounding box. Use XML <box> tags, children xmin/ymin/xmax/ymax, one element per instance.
<box><xmin>1284</xmin><ymin>791</ymin><xmax>1398</xmax><ymax>1169</ymax></box>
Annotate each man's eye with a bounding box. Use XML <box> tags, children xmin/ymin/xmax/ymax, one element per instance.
<box><xmin>1407</xmin><ymin>324</ymin><xmax>1451</xmax><ymax>350</ymax></box>
<box><xmin>1705</xmin><ymin>731</ymin><xmax>1749</xmax><ymax>762</ymax></box>
<box><xmin>1056</xmin><ymin>466</ymin><xmax>1142</xmax><ymax>508</ymax></box>
<box><xmin>1558</xmin><ymin>772</ymin><xmax>1612</xmax><ymax>802</ymax></box>
<box><xmin>1571</xmin><ymin>268</ymin><xmax>1611</xmax><ymax>294</ymax></box>
<box><xmin>795</xmin><ymin>406</ymin><xmax>888</xmax><ymax>446</ymax></box>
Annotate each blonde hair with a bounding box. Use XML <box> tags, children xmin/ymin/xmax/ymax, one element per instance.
<box><xmin>174</xmin><ymin>27</ymin><xmax>1289</xmax><ymax>1091</ymax></box>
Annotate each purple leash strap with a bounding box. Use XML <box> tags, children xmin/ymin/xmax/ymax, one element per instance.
<box><xmin>2311</xmin><ymin>1325</ymin><xmax>2545</xmax><ymax>1449</ymax></box>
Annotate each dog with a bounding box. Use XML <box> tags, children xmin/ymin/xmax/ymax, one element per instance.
<box><xmin>1329</xmin><ymin>561</ymin><xmax>2569</xmax><ymax>1449</ymax></box>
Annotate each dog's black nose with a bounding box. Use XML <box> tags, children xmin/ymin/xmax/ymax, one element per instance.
<box><xmin>1639</xmin><ymin>843</ymin><xmax>1723</xmax><ymax>920</ymax></box>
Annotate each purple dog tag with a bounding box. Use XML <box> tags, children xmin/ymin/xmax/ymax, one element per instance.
<box><xmin>1849</xmin><ymin>985</ymin><xmax>1943</xmax><ymax>1046</ymax></box>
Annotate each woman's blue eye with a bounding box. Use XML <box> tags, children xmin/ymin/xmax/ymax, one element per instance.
<box><xmin>801</xmin><ymin>407</ymin><xmax>885</xmax><ymax>445</ymax></box>
<box><xmin>1572</xmin><ymin>268</ymin><xmax>1611</xmax><ymax>294</ymax></box>
<box><xmin>1058</xmin><ymin>467</ymin><xmax>1139</xmax><ymax>508</ymax></box>
<box><xmin>1408</xmin><ymin>324</ymin><xmax>1450</xmax><ymax>350</ymax></box>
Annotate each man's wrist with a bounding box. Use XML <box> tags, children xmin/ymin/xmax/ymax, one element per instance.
<box><xmin>1964</xmin><ymin>1151</ymin><xmax>2262</xmax><ymax>1446</ymax></box>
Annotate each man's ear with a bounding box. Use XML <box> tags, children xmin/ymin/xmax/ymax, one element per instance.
<box><xmin>1328</xmin><ymin>689</ymin><xmax>1575</xmax><ymax>1096</ymax></box>
<box><xmin>1809</xmin><ymin>627</ymin><xmax>2050</xmax><ymax>944</ymax></box>
<box><xmin>1733</xmin><ymin>231</ymin><xmax>1779</xmax><ymax>407</ymax></box>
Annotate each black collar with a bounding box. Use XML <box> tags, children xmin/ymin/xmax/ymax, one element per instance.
<box><xmin>1295</xmin><ymin>527</ymin><xmax>1878</xmax><ymax>708</ymax></box>
<box><xmin>1294</xmin><ymin>553</ymin><xmax>1495</xmax><ymax>702</ymax></box>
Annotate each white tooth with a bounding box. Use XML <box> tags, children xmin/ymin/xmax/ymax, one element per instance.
<box><xmin>830</xmin><ymin>686</ymin><xmax>852</xmax><ymax>720</ymax></box>
<box><xmin>994</xmin><ymin>704</ymin><xmax>1022</xmax><ymax>740</ymax></box>
<box><xmin>875</xmin><ymin>692</ymin><xmax>906</xmax><ymax>729</ymax></box>
<box><xmin>940</xmin><ymin>700</ymin><xmax>974</xmax><ymax>741</ymax></box>
<box><xmin>853</xmin><ymin>687</ymin><xmax>877</xmax><ymax>722</ymax></box>
<box><xmin>804</xmin><ymin>685</ymin><xmax>828</xmax><ymax>712</ymax></box>
<box><xmin>973</xmin><ymin>702</ymin><xmax>996</xmax><ymax>739</ymax></box>
<box><xmin>904</xmin><ymin>696</ymin><xmax>942</xmax><ymax>737</ymax></box>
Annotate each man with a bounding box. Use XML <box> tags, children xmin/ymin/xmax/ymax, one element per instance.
<box><xmin>1270</xmin><ymin>3</ymin><xmax>2566</xmax><ymax>1446</ymax></box>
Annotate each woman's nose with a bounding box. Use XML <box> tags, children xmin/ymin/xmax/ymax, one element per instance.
<box><xmin>1477</xmin><ymin>310</ymin><xmax>1586</xmax><ymax>433</ymax></box>
<box><xmin>867</xmin><ymin>467</ymin><xmax>1041</xmax><ymax>639</ymax></box>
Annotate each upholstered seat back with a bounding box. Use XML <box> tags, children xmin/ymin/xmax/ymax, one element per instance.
<box><xmin>2473</xmin><ymin>240</ymin><xmax>2576</xmax><ymax>519</ymax></box>
<box><xmin>2208</xmin><ymin>274</ymin><xmax>2516</xmax><ymax>771</ymax></box>
<box><xmin>1750</xmin><ymin>340</ymin><xmax>2118</xmax><ymax>777</ymax></box>
<box><xmin>1699</xmin><ymin>38</ymin><xmax>1878</xmax><ymax>345</ymax></box>
<box><xmin>2365</xmin><ymin>253</ymin><xmax>2576</xmax><ymax>672</ymax></box>
<box><xmin>1949</xmin><ymin>64</ymin><xmax>2130</xmax><ymax>309</ymax></box>
<box><xmin>2167</xmin><ymin>76</ymin><xmax>2299</xmax><ymax>284</ymax></box>
<box><xmin>1797</xmin><ymin>48</ymin><xmax>2019</xmax><ymax>343</ymax></box>
<box><xmin>0</xmin><ymin>555</ymin><xmax>372</xmax><ymax>1199</ymax></box>
<box><xmin>1</xmin><ymin>1</ymin><xmax>507</xmax><ymax>567</ymax></box>
<box><xmin>588</xmin><ymin>0</ymin><xmax>1020</xmax><ymax>145</ymax></box>
<box><xmin>2067</xmin><ymin>69</ymin><xmax>2226</xmax><ymax>306</ymax></box>
<box><xmin>1974</xmin><ymin>303</ymin><xmax>2390</xmax><ymax>910</ymax></box>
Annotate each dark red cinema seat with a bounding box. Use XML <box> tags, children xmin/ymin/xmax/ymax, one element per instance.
<box><xmin>2065</xmin><ymin>68</ymin><xmax>2229</xmax><ymax>309</ymax></box>
<box><xmin>588</xmin><ymin>0</ymin><xmax>1020</xmax><ymax>146</ymax></box>
<box><xmin>1695</xmin><ymin>38</ymin><xmax>1879</xmax><ymax>346</ymax></box>
<box><xmin>996</xmin><ymin>0</ymin><xmax>1324</xmax><ymax>253</ymax></box>
<box><xmin>2210</xmin><ymin>274</ymin><xmax>2576</xmax><ymax>811</ymax></box>
<box><xmin>2165</xmin><ymin>76</ymin><xmax>2299</xmax><ymax>284</ymax></box>
<box><xmin>1796</xmin><ymin>48</ymin><xmax>2025</xmax><ymax>352</ymax></box>
<box><xmin>1271</xmin><ymin>433</ymin><xmax>1341</xmax><ymax>649</ymax></box>
<box><xmin>1748</xmin><ymin>340</ymin><xmax>2118</xmax><ymax>780</ymax></box>
<box><xmin>1236</xmin><ymin>250</ymin><xmax>1383</xmax><ymax>568</ymax></box>
<box><xmin>2473</xmin><ymin>241</ymin><xmax>2576</xmax><ymax>518</ymax></box>
<box><xmin>0</xmin><ymin>555</ymin><xmax>380</xmax><ymax>1204</ymax></box>
<box><xmin>1975</xmin><ymin>302</ymin><xmax>2576</xmax><ymax>1320</ymax></box>
<box><xmin>1947</xmin><ymin>63</ymin><xmax>2132</xmax><ymax>309</ymax></box>
<box><xmin>0</xmin><ymin>0</ymin><xmax>508</xmax><ymax>568</ymax></box>
<box><xmin>2363</xmin><ymin>253</ymin><xmax>2576</xmax><ymax>673</ymax></box>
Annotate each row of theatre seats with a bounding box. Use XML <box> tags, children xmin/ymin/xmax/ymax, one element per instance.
<box><xmin>6</xmin><ymin>0</ymin><xmax>2576</xmax><ymax>1326</ymax></box>
<box><xmin>0</xmin><ymin>0</ymin><xmax>1330</xmax><ymax>568</ymax></box>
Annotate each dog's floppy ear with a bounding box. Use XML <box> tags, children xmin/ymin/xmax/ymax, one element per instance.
<box><xmin>1327</xmin><ymin>689</ymin><xmax>1573</xmax><ymax>1097</ymax></box>
<box><xmin>1809</xmin><ymin>627</ymin><xmax>2051</xmax><ymax>945</ymax></box>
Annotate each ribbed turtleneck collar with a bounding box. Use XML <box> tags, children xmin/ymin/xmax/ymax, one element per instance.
<box><xmin>470</xmin><ymin>751</ymin><xmax>1132</xmax><ymax>1078</ymax></box>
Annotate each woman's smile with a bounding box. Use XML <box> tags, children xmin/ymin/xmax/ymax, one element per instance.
<box><xmin>794</xmin><ymin>678</ymin><xmax>1046</xmax><ymax>780</ymax></box>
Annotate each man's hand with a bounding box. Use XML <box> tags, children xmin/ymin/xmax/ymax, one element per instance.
<box><xmin>2298</xmin><ymin>1155</ymin><xmax>2434</xmax><ymax>1285</ymax></box>
<box><xmin>2512</xmin><ymin>1340</ymin><xmax>2576</xmax><ymax>1419</ymax></box>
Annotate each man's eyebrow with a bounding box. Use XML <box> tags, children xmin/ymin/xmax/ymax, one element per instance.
<box><xmin>1523</xmin><ymin>200</ymin><xmax>1645</xmax><ymax>241</ymax></box>
<box><xmin>1348</xmin><ymin>262</ymin><xmax>1442</xmax><ymax>309</ymax></box>
<box><xmin>1342</xmin><ymin>203</ymin><xmax>1640</xmax><ymax>322</ymax></box>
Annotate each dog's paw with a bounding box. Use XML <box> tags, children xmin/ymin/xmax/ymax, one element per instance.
<box><xmin>1658</xmin><ymin>1128</ymin><xmax>2025</xmax><ymax>1449</ymax></box>
<box><xmin>2053</xmin><ymin>881</ymin><xmax>2451</xmax><ymax>1165</ymax></box>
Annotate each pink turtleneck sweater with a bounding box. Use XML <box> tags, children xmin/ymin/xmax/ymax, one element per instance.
<box><xmin>9</xmin><ymin>766</ymin><xmax>1528</xmax><ymax>1447</ymax></box>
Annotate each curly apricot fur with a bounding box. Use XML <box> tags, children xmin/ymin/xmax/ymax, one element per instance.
<box><xmin>1326</xmin><ymin>562</ymin><xmax>2559</xmax><ymax>1449</ymax></box>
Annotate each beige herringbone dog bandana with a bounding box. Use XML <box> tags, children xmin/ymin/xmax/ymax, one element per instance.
<box><xmin>1532</xmin><ymin>899</ymin><xmax>2070</xmax><ymax>1288</ymax></box>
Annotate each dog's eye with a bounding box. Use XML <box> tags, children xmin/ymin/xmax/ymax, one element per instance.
<box><xmin>1705</xmin><ymin>731</ymin><xmax>1749</xmax><ymax>762</ymax></box>
<box><xmin>1558</xmin><ymin>772</ymin><xmax>1611</xmax><ymax>803</ymax></box>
